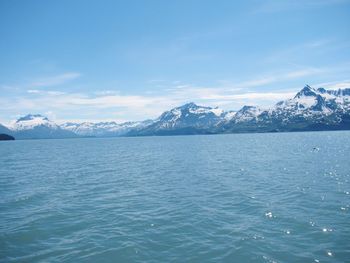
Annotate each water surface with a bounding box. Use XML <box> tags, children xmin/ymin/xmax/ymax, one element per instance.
<box><xmin>1</xmin><ymin>131</ymin><xmax>350</xmax><ymax>262</ymax></box>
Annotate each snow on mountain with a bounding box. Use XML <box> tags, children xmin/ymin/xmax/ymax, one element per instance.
<box><xmin>222</xmin><ymin>85</ymin><xmax>350</xmax><ymax>133</ymax></box>
<box><xmin>232</xmin><ymin>106</ymin><xmax>263</xmax><ymax>123</ymax></box>
<box><xmin>8</xmin><ymin>114</ymin><xmax>77</xmax><ymax>139</ymax></box>
<box><xmin>130</xmin><ymin>102</ymin><xmax>226</xmax><ymax>135</ymax></box>
<box><xmin>186</xmin><ymin>104</ymin><xmax>224</xmax><ymax>117</ymax></box>
<box><xmin>60</xmin><ymin>120</ymin><xmax>153</xmax><ymax>137</ymax></box>
<box><xmin>127</xmin><ymin>86</ymin><xmax>350</xmax><ymax>135</ymax></box>
<box><xmin>1</xmin><ymin>85</ymin><xmax>350</xmax><ymax>139</ymax></box>
<box><xmin>61</xmin><ymin>121</ymin><xmax>120</xmax><ymax>136</ymax></box>
<box><xmin>269</xmin><ymin>85</ymin><xmax>350</xmax><ymax>122</ymax></box>
<box><xmin>222</xmin><ymin>111</ymin><xmax>237</xmax><ymax>121</ymax></box>
<box><xmin>155</xmin><ymin>102</ymin><xmax>224</xmax><ymax>128</ymax></box>
<box><xmin>10</xmin><ymin>114</ymin><xmax>59</xmax><ymax>131</ymax></box>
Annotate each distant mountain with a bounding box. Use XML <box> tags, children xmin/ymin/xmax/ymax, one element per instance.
<box><xmin>0</xmin><ymin>123</ymin><xmax>13</xmax><ymax>135</ymax></box>
<box><xmin>127</xmin><ymin>102</ymin><xmax>226</xmax><ymax>136</ymax></box>
<box><xmin>60</xmin><ymin>120</ymin><xmax>153</xmax><ymax>137</ymax></box>
<box><xmin>1</xmin><ymin>85</ymin><xmax>350</xmax><ymax>139</ymax></box>
<box><xmin>8</xmin><ymin>114</ymin><xmax>77</xmax><ymax>139</ymax></box>
<box><xmin>0</xmin><ymin>134</ymin><xmax>15</xmax><ymax>140</ymax></box>
<box><xmin>130</xmin><ymin>85</ymin><xmax>350</xmax><ymax>135</ymax></box>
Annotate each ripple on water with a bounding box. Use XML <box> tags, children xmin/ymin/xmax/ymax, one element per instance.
<box><xmin>1</xmin><ymin>132</ymin><xmax>350</xmax><ymax>262</ymax></box>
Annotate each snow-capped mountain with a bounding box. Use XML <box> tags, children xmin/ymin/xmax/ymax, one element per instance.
<box><xmin>272</xmin><ymin>85</ymin><xmax>347</xmax><ymax>117</ymax></box>
<box><xmin>10</xmin><ymin>114</ymin><xmax>58</xmax><ymax>131</ymax></box>
<box><xmin>127</xmin><ymin>102</ymin><xmax>226</xmax><ymax>136</ymax></box>
<box><xmin>1</xmin><ymin>85</ymin><xmax>350</xmax><ymax>139</ymax></box>
<box><xmin>267</xmin><ymin>85</ymin><xmax>350</xmax><ymax>126</ymax></box>
<box><xmin>8</xmin><ymin>114</ymin><xmax>77</xmax><ymax>139</ymax></box>
<box><xmin>221</xmin><ymin>85</ymin><xmax>350</xmax><ymax>133</ymax></box>
<box><xmin>131</xmin><ymin>85</ymin><xmax>350</xmax><ymax>135</ymax></box>
<box><xmin>60</xmin><ymin>120</ymin><xmax>153</xmax><ymax>137</ymax></box>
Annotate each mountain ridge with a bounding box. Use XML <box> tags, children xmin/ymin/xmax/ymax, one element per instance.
<box><xmin>2</xmin><ymin>85</ymin><xmax>350</xmax><ymax>139</ymax></box>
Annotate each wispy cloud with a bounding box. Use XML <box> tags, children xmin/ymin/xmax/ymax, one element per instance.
<box><xmin>30</xmin><ymin>72</ymin><xmax>81</xmax><ymax>87</ymax></box>
<box><xmin>27</xmin><ymin>89</ymin><xmax>40</xmax><ymax>94</ymax></box>
<box><xmin>234</xmin><ymin>69</ymin><xmax>318</xmax><ymax>89</ymax></box>
<box><xmin>196</xmin><ymin>91</ymin><xmax>296</xmax><ymax>101</ymax></box>
<box><xmin>316</xmin><ymin>80</ymin><xmax>350</xmax><ymax>89</ymax></box>
<box><xmin>27</xmin><ymin>89</ymin><xmax>66</xmax><ymax>95</ymax></box>
<box><xmin>1</xmin><ymin>88</ymin><xmax>296</xmax><ymax>122</ymax></box>
<box><xmin>1</xmin><ymin>70</ymin><xmax>303</xmax><ymax>122</ymax></box>
<box><xmin>214</xmin><ymin>68</ymin><xmax>323</xmax><ymax>90</ymax></box>
<box><xmin>1</xmin><ymin>66</ymin><xmax>348</xmax><ymax>123</ymax></box>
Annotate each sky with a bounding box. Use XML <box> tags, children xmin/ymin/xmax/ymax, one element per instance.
<box><xmin>1</xmin><ymin>0</ymin><xmax>350</xmax><ymax>124</ymax></box>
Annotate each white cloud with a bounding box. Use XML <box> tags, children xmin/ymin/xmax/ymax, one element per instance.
<box><xmin>214</xmin><ymin>68</ymin><xmax>324</xmax><ymax>90</ymax></box>
<box><xmin>316</xmin><ymin>80</ymin><xmax>350</xmax><ymax>90</ymax></box>
<box><xmin>198</xmin><ymin>92</ymin><xmax>296</xmax><ymax>101</ymax></box>
<box><xmin>27</xmin><ymin>89</ymin><xmax>66</xmax><ymax>95</ymax></box>
<box><xmin>1</xmin><ymin>67</ymin><xmax>348</xmax><ymax>123</ymax></box>
<box><xmin>284</xmin><ymin>69</ymin><xmax>323</xmax><ymax>79</ymax></box>
<box><xmin>47</xmin><ymin>91</ymin><xmax>66</xmax><ymax>95</ymax></box>
<box><xmin>2</xmin><ymin>83</ymin><xmax>296</xmax><ymax>122</ymax></box>
<box><xmin>27</xmin><ymin>89</ymin><xmax>40</xmax><ymax>93</ymax></box>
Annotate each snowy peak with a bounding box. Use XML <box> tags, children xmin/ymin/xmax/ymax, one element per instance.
<box><xmin>145</xmin><ymin>102</ymin><xmax>226</xmax><ymax>132</ymax></box>
<box><xmin>16</xmin><ymin>114</ymin><xmax>49</xmax><ymax>122</ymax></box>
<box><xmin>172</xmin><ymin>102</ymin><xmax>218</xmax><ymax>115</ymax></box>
<box><xmin>7</xmin><ymin>114</ymin><xmax>77</xmax><ymax>139</ymax></box>
<box><xmin>11</xmin><ymin>114</ymin><xmax>58</xmax><ymax>131</ymax></box>
<box><xmin>179</xmin><ymin>102</ymin><xmax>198</xmax><ymax>110</ymax></box>
<box><xmin>265</xmin><ymin>85</ymin><xmax>350</xmax><ymax>126</ymax></box>
<box><xmin>237</xmin><ymin>105</ymin><xmax>259</xmax><ymax>113</ymax></box>
<box><xmin>294</xmin><ymin>85</ymin><xmax>350</xmax><ymax>99</ymax></box>
<box><xmin>158</xmin><ymin>102</ymin><xmax>219</xmax><ymax>122</ymax></box>
<box><xmin>183</xmin><ymin>102</ymin><xmax>224</xmax><ymax>116</ymax></box>
<box><xmin>278</xmin><ymin>86</ymin><xmax>326</xmax><ymax>113</ymax></box>
<box><xmin>294</xmin><ymin>85</ymin><xmax>318</xmax><ymax>98</ymax></box>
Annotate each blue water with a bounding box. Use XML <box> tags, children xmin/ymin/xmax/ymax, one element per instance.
<box><xmin>1</xmin><ymin>132</ymin><xmax>350</xmax><ymax>262</ymax></box>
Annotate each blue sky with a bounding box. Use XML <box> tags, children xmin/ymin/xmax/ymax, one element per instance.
<box><xmin>1</xmin><ymin>0</ymin><xmax>350</xmax><ymax>123</ymax></box>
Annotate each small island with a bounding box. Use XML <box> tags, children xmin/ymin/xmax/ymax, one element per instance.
<box><xmin>0</xmin><ymin>134</ymin><xmax>15</xmax><ymax>141</ymax></box>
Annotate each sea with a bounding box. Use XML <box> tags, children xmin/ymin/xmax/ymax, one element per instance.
<box><xmin>1</xmin><ymin>131</ymin><xmax>349</xmax><ymax>263</ymax></box>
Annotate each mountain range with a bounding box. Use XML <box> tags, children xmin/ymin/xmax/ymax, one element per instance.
<box><xmin>1</xmin><ymin>85</ymin><xmax>350</xmax><ymax>139</ymax></box>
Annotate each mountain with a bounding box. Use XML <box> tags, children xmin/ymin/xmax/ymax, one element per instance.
<box><xmin>8</xmin><ymin>114</ymin><xmax>77</xmax><ymax>139</ymax></box>
<box><xmin>1</xmin><ymin>85</ymin><xmax>350</xmax><ymax>139</ymax></box>
<box><xmin>0</xmin><ymin>123</ymin><xmax>13</xmax><ymax>135</ymax></box>
<box><xmin>60</xmin><ymin>120</ymin><xmax>153</xmax><ymax>137</ymax></box>
<box><xmin>0</xmin><ymin>134</ymin><xmax>15</xmax><ymax>141</ymax></box>
<box><xmin>127</xmin><ymin>102</ymin><xmax>226</xmax><ymax>136</ymax></box>
<box><xmin>130</xmin><ymin>85</ymin><xmax>350</xmax><ymax>135</ymax></box>
<box><xmin>221</xmin><ymin>85</ymin><xmax>350</xmax><ymax>133</ymax></box>
<box><xmin>230</xmin><ymin>105</ymin><xmax>262</xmax><ymax>123</ymax></box>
